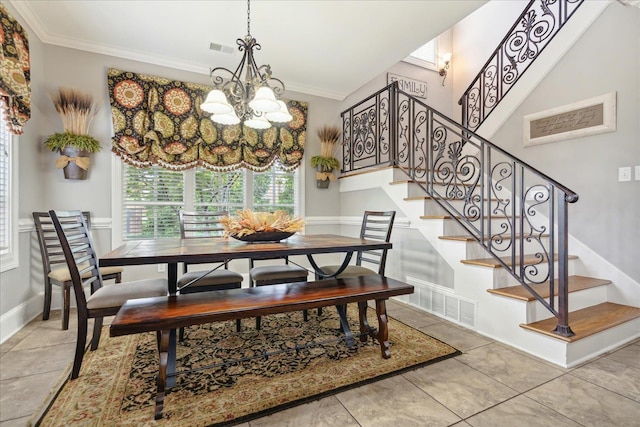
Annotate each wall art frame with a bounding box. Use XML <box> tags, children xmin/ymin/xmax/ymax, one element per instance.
<box><xmin>523</xmin><ymin>92</ymin><xmax>616</xmax><ymax>147</ymax></box>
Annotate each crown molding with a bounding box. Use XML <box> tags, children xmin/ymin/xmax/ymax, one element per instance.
<box><xmin>8</xmin><ymin>0</ymin><xmax>346</xmax><ymax>101</ymax></box>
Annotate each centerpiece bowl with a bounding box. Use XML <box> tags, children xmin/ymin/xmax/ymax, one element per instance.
<box><xmin>230</xmin><ymin>231</ymin><xmax>294</xmax><ymax>243</ymax></box>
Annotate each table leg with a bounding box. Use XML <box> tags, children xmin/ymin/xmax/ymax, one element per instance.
<box><xmin>155</xmin><ymin>330</ymin><xmax>170</xmax><ymax>420</ymax></box>
<box><xmin>166</xmin><ymin>263</ymin><xmax>178</xmax><ymax>389</ymax></box>
<box><xmin>375</xmin><ymin>298</ymin><xmax>391</xmax><ymax>359</ymax></box>
<box><xmin>307</xmin><ymin>252</ymin><xmax>354</xmax><ymax>279</ymax></box>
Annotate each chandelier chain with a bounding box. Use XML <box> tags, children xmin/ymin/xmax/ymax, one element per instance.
<box><xmin>247</xmin><ymin>0</ymin><xmax>251</xmax><ymax>36</ymax></box>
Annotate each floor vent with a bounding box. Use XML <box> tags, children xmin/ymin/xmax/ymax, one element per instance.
<box><xmin>399</xmin><ymin>276</ymin><xmax>477</xmax><ymax>329</ymax></box>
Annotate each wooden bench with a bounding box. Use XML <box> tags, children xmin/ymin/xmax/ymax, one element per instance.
<box><xmin>109</xmin><ymin>275</ymin><xmax>414</xmax><ymax>419</ymax></box>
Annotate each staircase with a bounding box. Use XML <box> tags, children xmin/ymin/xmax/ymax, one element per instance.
<box><xmin>340</xmin><ymin>167</ymin><xmax>640</xmax><ymax>367</ymax></box>
<box><xmin>336</xmin><ymin>0</ymin><xmax>639</xmax><ymax>368</ymax></box>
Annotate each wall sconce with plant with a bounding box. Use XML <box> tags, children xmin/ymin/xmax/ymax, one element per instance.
<box><xmin>44</xmin><ymin>88</ymin><xmax>101</xmax><ymax>180</ymax></box>
<box><xmin>311</xmin><ymin>125</ymin><xmax>341</xmax><ymax>189</ymax></box>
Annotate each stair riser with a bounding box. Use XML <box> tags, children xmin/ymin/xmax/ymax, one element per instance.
<box><xmin>477</xmin><ymin>259</ymin><xmax>579</xmax><ymax>289</ymax></box>
<box><xmin>456</xmin><ymin>237</ymin><xmax>552</xmax><ymax>260</ymax></box>
<box><xmin>441</xmin><ymin>217</ymin><xmax>535</xmax><ymax>237</ymax></box>
<box><xmin>525</xmin><ymin>285</ymin><xmax>609</xmax><ymax>323</ymax></box>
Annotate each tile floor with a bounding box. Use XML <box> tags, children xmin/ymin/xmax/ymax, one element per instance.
<box><xmin>1</xmin><ymin>300</ymin><xmax>639</xmax><ymax>426</ymax></box>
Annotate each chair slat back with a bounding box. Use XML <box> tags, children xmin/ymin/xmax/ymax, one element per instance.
<box><xmin>356</xmin><ymin>210</ymin><xmax>396</xmax><ymax>275</ymax></box>
<box><xmin>179</xmin><ymin>210</ymin><xmax>227</xmax><ymax>239</ymax></box>
<box><xmin>33</xmin><ymin>211</ymin><xmax>92</xmax><ymax>276</ymax></box>
<box><xmin>49</xmin><ymin>210</ymin><xmax>103</xmax><ymax>313</ymax></box>
<box><xmin>179</xmin><ymin>210</ymin><xmax>229</xmax><ymax>273</ymax></box>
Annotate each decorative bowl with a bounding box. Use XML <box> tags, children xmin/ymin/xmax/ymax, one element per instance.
<box><xmin>230</xmin><ymin>231</ymin><xmax>294</xmax><ymax>243</ymax></box>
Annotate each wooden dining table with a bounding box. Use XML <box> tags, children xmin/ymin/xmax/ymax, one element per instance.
<box><xmin>100</xmin><ymin>233</ymin><xmax>392</xmax><ymax>387</ymax></box>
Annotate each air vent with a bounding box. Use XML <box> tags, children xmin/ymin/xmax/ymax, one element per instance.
<box><xmin>209</xmin><ymin>42</ymin><xmax>235</xmax><ymax>55</ymax></box>
<box><xmin>402</xmin><ymin>276</ymin><xmax>477</xmax><ymax>329</ymax></box>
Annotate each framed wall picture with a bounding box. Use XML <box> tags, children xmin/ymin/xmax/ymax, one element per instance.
<box><xmin>387</xmin><ymin>73</ymin><xmax>427</xmax><ymax>99</ymax></box>
<box><xmin>523</xmin><ymin>92</ymin><xmax>616</xmax><ymax>147</ymax></box>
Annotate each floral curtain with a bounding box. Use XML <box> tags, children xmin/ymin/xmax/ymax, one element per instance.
<box><xmin>107</xmin><ymin>68</ymin><xmax>307</xmax><ymax>171</ymax></box>
<box><xmin>0</xmin><ymin>4</ymin><xmax>31</xmax><ymax>135</ymax></box>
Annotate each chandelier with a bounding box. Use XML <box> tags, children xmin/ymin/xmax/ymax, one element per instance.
<box><xmin>200</xmin><ymin>0</ymin><xmax>291</xmax><ymax>129</ymax></box>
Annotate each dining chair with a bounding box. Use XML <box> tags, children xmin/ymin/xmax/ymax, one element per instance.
<box><xmin>49</xmin><ymin>210</ymin><xmax>168</xmax><ymax>379</ymax></box>
<box><xmin>178</xmin><ymin>210</ymin><xmax>244</xmax><ymax>337</ymax></box>
<box><xmin>315</xmin><ymin>210</ymin><xmax>395</xmax><ymax>320</ymax></box>
<box><xmin>249</xmin><ymin>257</ymin><xmax>309</xmax><ymax>330</ymax></box>
<box><xmin>33</xmin><ymin>211</ymin><xmax>124</xmax><ymax>330</ymax></box>
<box><xmin>317</xmin><ymin>210</ymin><xmax>396</xmax><ymax>278</ymax></box>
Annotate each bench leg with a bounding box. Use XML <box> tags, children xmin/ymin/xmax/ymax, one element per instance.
<box><xmin>155</xmin><ymin>330</ymin><xmax>170</xmax><ymax>420</ymax></box>
<box><xmin>358</xmin><ymin>301</ymin><xmax>377</xmax><ymax>342</ymax></box>
<box><xmin>375</xmin><ymin>299</ymin><xmax>390</xmax><ymax>359</ymax></box>
<box><xmin>335</xmin><ymin>304</ymin><xmax>355</xmax><ymax>348</ymax></box>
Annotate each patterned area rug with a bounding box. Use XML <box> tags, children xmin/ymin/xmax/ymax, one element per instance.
<box><xmin>34</xmin><ymin>305</ymin><xmax>458</xmax><ymax>426</ymax></box>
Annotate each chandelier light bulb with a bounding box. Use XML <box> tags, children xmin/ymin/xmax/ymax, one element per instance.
<box><xmin>265</xmin><ymin>100</ymin><xmax>292</xmax><ymax>123</ymax></box>
<box><xmin>249</xmin><ymin>86</ymin><xmax>279</xmax><ymax>113</ymax></box>
<box><xmin>212</xmin><ymin>111</ymin><xmax>241</xmax><ymax>125</ymax></box>
<box><xmin>201</xmin><ymin>89</ymin><xmax>233</xmax><ymax>114</ymax></box>
<box><xmin>244</xmin><ymin>114</ymin><xmax>272</xmax><ymax>129</ymax></box>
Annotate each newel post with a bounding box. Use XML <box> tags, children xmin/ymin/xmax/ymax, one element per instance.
<box><xmin>553</xmin><ymin>196</ymin><xmax>575</xmax><ymax>337</ymax></box>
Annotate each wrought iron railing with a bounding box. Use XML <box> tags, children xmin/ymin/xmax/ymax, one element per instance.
<box><xmin>341</xmin><ymin>82</ymin><xmax>579</xmax><ymax>336</ymax></box>
<box><xmin>459</xmin><ymin>0</ymin><xmax>584</xmax><ymax>132</ymax></box>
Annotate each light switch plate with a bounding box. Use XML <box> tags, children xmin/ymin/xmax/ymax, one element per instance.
<box><xmin>619</xmin><ymin>166</ymin><xmax>631</xmax><ymax>182</ymax></box>
<box><xmin>635</xmin><ymin>165</ymin><xmax>640</xmax><ymax>181</ymax></box>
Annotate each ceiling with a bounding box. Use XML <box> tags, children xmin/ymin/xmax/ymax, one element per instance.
<box><xmin>9</xmin><ymin>0</ymin><xmax>486</xmax><ymax>100</ymax></box>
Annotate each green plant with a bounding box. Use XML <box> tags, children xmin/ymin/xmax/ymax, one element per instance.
<box><xmin>44</xmin><ymin>132</ymin><xmax>101</xmax><ymax>153</ymax></box>
<box><xmin>310</xmin><ymin>155</ymin><xmax>340</xmax><ymax>171</ymax></box>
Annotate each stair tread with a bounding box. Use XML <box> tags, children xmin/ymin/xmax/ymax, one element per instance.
<box><xmin>487</xmin><ymin>275</ymin><xmax>612</xmax><ymax>301</ymax></box>
<box><xmin>421</xmin><ymin>215</ymin><xmax>522</xmax><ymax>220</ymax></box>
<box><xmin>439</xmin><ymin>234</ymin><xmax>549</xmax><ymax>242</ymax></box>
<box><xmin>520</xmin><ymin>302</ymin><xmax>640</xmax><ymax>342</ymax></box>
<box><xmin>390</xmin><ymin>180</ymin><xmax>426</xmax><ymax>185</ymax></box>
<box><xmin>404</xmin><ymin>196</ymin><xmax>502</xmax><ymax>202</ymax></box>
<box><xmin>461</xmin><ymin>253</ymin><xmax>578</xmax><ymax>268</ymax></box>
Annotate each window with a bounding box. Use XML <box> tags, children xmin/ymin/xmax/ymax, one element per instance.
<box><xmin>0</xmin><ymin>113</ymin><xmax>18</xmax><ymax>271</ymax></box>
<box><xmin>118</xmin><ymin>163</ymin><xmax>301</xmax><ymax>241</ymax></box>
<box><xmin>403</xmin><ymin>38</ymin><xmax>438</xmax><ymax>70</ymax></box>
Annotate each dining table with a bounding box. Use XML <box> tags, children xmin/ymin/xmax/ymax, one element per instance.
<box><xmin>100</xmin><ymin>233</ymin><xmax>392</xmax><ymax>387</ymax></box>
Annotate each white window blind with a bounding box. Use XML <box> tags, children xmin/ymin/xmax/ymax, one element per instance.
<box><xmin>122</xmin><ymin>165</ymin><xmax>184</xmax><ymax>239</ymax></box>
<box><xmin>253</xmin><ymin>164</ymin><xmax>297</xmax><ymax>215</ymax></box>
<box><xmin>121</xmin><ymin>164</ymin><xmax>300</xmax><ymax>240</ymax></box>
<box><xmin>194</xmin><ymin>169</ymin><xmax>245</xmax><ymax>213</ymax></box>
<box><xmin>0</xmin><ymin>116</ymin><xmax>10</xmax><ymax>253</ymax></box>
<box><xmin>404</xmin><ymin>39</ymin><xmax>437</xmax><ymax>70</ymax></box>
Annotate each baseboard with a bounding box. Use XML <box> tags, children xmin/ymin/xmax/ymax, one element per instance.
<box><xmin>0</xmin><ymin>293</ymin><xmax>43</xmax><ymax>344</ymax></box>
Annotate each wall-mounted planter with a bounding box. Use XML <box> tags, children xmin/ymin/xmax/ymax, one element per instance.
<box><xmin>315</xmin><ymin>165</ymin><xmax>335</xmax><ymax>189</ymax></box>
<box><xmin>57</xmin><ymin>147</ymin><xmax>91</xmax><ymax>180</ymax></box>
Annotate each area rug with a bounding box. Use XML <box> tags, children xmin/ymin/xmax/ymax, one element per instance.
<box><xmin>33</xmin><ymin>305</ymin><xmax>459</xmax><ymax>426</ymax></box>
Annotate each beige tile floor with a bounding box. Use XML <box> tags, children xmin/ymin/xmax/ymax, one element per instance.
<box><xmin>1</xmin><ymin>300</ymin><xmax>639</xmax><ymax>426</ymax></box>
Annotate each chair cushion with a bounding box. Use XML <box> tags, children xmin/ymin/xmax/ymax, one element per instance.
<box><xmin>250</xmin><ymin>265</ymin><xmax>308</xmax><ymax>282</ymax></box>
<box><xmin>318</xmin><ymin>265</ymin><xmax>378</xmax><ymax>278</ymax></box>
<box><xmin>86</xmin><ymin>278</ymin><xmax>168</xmax><ymax>310</ymax></box>
<box><xmin>48</xmin><ymin>265</ymin><xmax>124</xmax><ymax>282</ymax></box>
<box><xmin>177</xmin><ymin>270</ymin><xmax>243</xmax><ymax>288</ymax></box>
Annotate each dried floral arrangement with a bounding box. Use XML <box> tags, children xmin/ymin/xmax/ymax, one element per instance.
<box><xmin>311</xmin><ymin>125</ymin><xmax>341</xmax><ymax>171</ymax></box>
<box><xmin>44</xmin><ymin>87</ymin><xmax>101</xmax><ymax>153</ymax></box>
<box><xmin>220</xmin><ymin>209</ymin><xmax>305</xmax><ymax>237</ymax></box>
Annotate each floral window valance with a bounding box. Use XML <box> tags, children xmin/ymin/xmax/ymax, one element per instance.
<box><xmin>0</xmin><ymin>4</ymin><xmax>31</xmax><ymax>135</ymax></box>
<box><xmin>107</xmin><ymin>68</ymin><xmax>307</xmax><ymax>171</ymax></box>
